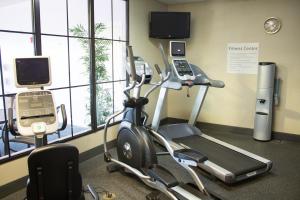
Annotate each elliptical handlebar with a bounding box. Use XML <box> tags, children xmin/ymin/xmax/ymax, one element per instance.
<box><xmin>132</xmin><ymin>73</ymin><xmax>146</xmax><ymax>99</ymax></box>
<box><xmin>123</xmin><ymin>46</ymin><xmax>137</xmax><ymax>99</ymax></box>
<box><xmin>154</xmin><ymin>64</ymin><xmax>162</xmax><ymax>75</ymax></box>
<box><xmin>8</xmin><ymin>106</ymin><xmax>17</xmax><ymax>136</ymax></box>
<box><xmin>144</xmin><ymin>64</ymin><xmax>170</xmax><ymax>98</ymax></box>
<box><xmin>127</xmin><ymin>46</ymin><xmax>137</xmax><ymax>82</ymax></box>
<box><xmin>57</xmin><ymin>104</ymin><xmax>68</xmax><ymax>131</ymax></box>
<box><xmin>122</xmin><ymin>44</ymin><xmax>172</xmax><ymax>99</ymax></box>
<box><xmin>158</xmin><ymin>43</ymin><xmax>172</xmax><ymax>75</ymax></box>
<box><xmin>103</xmin><ymin>107</ymin><xmax>126</xmax><ymax>153</ymax></box>
<box><xmin>125</xmin><ymin>46</ymin><xmax>171</xmax><ymax>99</ymax></box>
<box><xmin>135</xmin><ymin>73</ymin><xmax>146</xmax><ymax>88</ymax></box>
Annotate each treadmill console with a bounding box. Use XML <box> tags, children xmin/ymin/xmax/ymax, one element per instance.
<box><xmin>170</xmin><ymin>41</ymin><xmax>186</xmax><ymax>57</ymax></box>
<box><xmin>172</xmin><ymin>59</ymin><xmax>195</xmax><ymax>81</ymax></box>
<box><xmin>170</xmin><ymin>41</ymin><xmax>195</xmax><ymax>81</ymax></box>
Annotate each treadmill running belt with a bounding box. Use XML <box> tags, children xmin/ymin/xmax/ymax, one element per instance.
<box><xmin>173</xmin><ymin>135</ymin><xmax>267</xmax><ymax>176</ymax></box>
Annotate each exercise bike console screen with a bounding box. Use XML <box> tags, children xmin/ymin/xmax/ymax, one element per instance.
<box><xmin>173</xmin><ymin>59</ymin><xmax>195</xmax><ymax>80</ymax></box>
<box><xmin>15</xmin><ymin>57</ymin><xmax>50</xmax><ymax>87</ymax></box>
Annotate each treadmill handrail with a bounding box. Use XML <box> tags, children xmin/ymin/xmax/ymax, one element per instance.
<box><xmin>190</xmin><ymin>64</ymin><xmax>225</xmax><ymax>88</ymax></box>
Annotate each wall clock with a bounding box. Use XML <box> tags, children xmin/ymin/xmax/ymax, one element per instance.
<box><xmin>264</xmin><ymin>17</ymin><xmax>281</xmax><ymax>34</ymax></box>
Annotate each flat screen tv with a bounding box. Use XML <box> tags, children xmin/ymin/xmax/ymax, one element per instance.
<box><xmin>149</xmin><ymin>12</ymin><xmax>191</xmax><ymax>39</ymax></box>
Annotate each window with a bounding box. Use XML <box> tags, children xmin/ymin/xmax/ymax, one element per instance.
<box><xmin>0</xmin><ymin>0</ymin><xmax>128</xmax><ymax>162</ymax></box>
<box><xmin>0</xmin><ymin>0</ymin><xmax>33</xmax><ymax>32</ymax></box>
<box><xmin>40</xmin><ymin>0</ymin><xmax>68</xmax><ymax>35</ymax></box>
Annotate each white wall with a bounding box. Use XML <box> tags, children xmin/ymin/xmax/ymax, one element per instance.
<box><xmin>167</xmin><ymin>0</ymin><xmax>300</xmax><ymax>135</ymax></box>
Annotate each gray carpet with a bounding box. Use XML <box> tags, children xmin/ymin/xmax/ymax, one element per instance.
<box><xmin>2</xmin><ymin>128</ymin><xmax>300</xmax><ymax>200</ymax></box>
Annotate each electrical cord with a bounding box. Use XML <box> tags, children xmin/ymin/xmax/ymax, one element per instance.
<box><xmin>83</xmin><ymin>185</ymin><xmax>116</xmax><ymax>200</ymax></box>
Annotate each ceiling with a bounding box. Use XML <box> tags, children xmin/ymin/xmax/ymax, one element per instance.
<box><xmin>156</xmin><ymin>0</ymin><xmax>206</xmax><ymax>4</ymax></box>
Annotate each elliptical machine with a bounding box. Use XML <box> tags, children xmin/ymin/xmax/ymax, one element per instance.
<box><xmin>103</xmin><ymin>46</ymin><xmax>218</xmax><ymax>200</ymax></box>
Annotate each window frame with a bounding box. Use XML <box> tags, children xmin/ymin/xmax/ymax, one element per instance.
<box><xmin>0</xmin><ymin>0</ymin><xmax>129</xmax><ymax>163</ymax></box>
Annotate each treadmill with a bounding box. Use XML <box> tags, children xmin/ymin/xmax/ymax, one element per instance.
<box><xmin>151</xmin><ymin>41</ymin><xmax>272</xmax><ymax>184</ymax></box>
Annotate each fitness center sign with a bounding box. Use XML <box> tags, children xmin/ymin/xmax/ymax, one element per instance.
<box><xmin>227</xmin><ymin>43</ymin><xmax>259</xmax><ymax>74</ymax></box>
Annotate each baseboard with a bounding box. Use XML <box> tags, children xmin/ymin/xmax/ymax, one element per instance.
<box><xmin>161</xmin><ymin>117</ymin><xmax>300</xmax><ymax>142</ymax></box>
<box><xmin>79</xmin><ymin>139</ymin><xmax>116</xmax><ymax>163</ymax></box>
<box><xmin>0</xmin><ymin>139</ymin><xmax>116</xmax><ymax>199</ymax></box>
<box><xmin>272</xmin><ymin>131</ymin><xmax>300</xmax><ymax>142</ymax></box>
<box><xmin>0</xmin><ymin>176</ymin><xmax>28</xmax><ymax>199</ymax></box>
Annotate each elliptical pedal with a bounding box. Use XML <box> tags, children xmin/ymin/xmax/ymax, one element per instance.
<box><xmin>178</xmin><ymin>183</ymin><xmax>223</xmax><ymax>200</ymax></box>
<box><xmin>107</xmin><ymin>163</ymin><xmax>123</xmax><ymax>173</ymax></box>
<box><xmin>146</xmin><ymin>191</ymin><xmax>177</xmax><ymax>200</ymax></box>
<box><xmin>147</xmin><ymin>165</ymin><xmax>179</xmax><ymax>188</ymax></box>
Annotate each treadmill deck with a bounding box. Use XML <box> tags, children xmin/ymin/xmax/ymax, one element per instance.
<box><xmin>158</xmin><ymin>123</ymin><xmax>270</xmax><ymax>180</ymax></box>
<box><xmin>173</xmin><ymin>135</ymin><xmax>267</xmax><ymax>176</ymax></box>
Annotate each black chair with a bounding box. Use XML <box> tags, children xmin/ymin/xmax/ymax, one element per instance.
<box><xmin>26</xmin><ymin>144</ymin><xmax>85</xmax><ymax>200</ymax></box>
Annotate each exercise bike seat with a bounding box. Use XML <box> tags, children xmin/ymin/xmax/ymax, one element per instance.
<box><xmin>27</xmin><ymin>144</ymin><xmax>84</xmax><ymax>200</ymax></box>
<box><xmin>174</xmin><ymin>149</ymin><xmax>208</xmax><ymax>163</ymax></box>
<box><xmin>147</xmin><ymin>164</ymin><xmax>179</xmax><ymax>188</ymax></box>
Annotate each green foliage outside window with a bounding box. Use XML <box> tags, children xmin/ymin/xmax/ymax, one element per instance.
<box><xmin>70</xmin><ymin>23</ymin><xmax>112</xmax><ymax>125</ymax></box>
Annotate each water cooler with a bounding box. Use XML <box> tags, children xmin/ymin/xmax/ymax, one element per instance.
<box><xmin>253</xmin><ymin>62</ymin><xmax>277</xmax><ymax>141</ymax></box>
